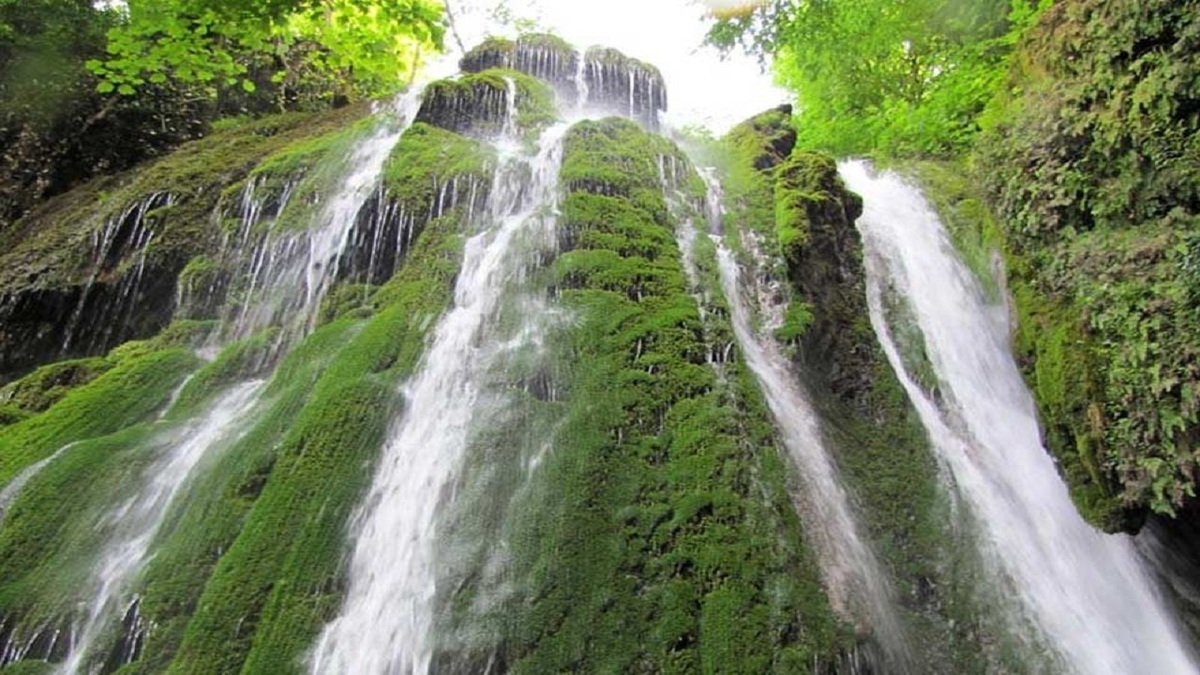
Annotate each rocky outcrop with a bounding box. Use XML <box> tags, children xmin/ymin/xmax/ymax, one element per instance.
<box><xmin>723</xmin><ymin>108</ymin><xmax>991</xmax><ymax>672</ymax></box>
<box><xmin>460</xmin><ymin>34</ymin><xmax>668</xmax><ymax>129</ymax></box>
<box><xmin>0</xmin><ymin>105</ymin><xmax>372</xmax><ymax>382</ymax></box>
<box><xmin>414</xmin><ymin>69</ymin><xmax>555</xmax><ymax>137</ymax></box>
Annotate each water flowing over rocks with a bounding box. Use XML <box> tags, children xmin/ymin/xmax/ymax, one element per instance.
<box><xmin>461</xmin><ymin>34</ymin><xmax>668</xmax><ymax>128</ymax></box>
<box><xmin>0</xmin><ymin>29</ymin><xmax>1196</xmax><ymax>675</ymax></box>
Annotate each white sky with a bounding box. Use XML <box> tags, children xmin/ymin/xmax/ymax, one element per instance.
<box><xmin>446</xmin><ymin>0</ymin><xmax>790</xmax><ymax>134</ymax></box>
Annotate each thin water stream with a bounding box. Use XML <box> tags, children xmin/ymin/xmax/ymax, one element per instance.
<box><xmin>714</xmin><ymin>242</ymin><xmax>911</xmax><ymax>669</ymax></box>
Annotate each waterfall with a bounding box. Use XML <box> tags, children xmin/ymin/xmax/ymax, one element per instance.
<box><xmin>844</xmin><ymin>160</ymin><xmax>1198</xmax><ymax>674</ymax></box>
<box><xmin>48</xmin><ymin>91</ymin><xmax>425</xmax><ymax>675</ymax></box>
<box><xmin>218</xmin><ymin>93</ymin><xmax>423</xmax><ymax>352</ymax></box>
<box><xmin>309</xmin><ymin>121</ymin><xmax>569</xmax><ymax>674</ymax></box>
<box><xmin>713</xmin><ymin>243</ymin><xmax>911</xmax><ymax>668</ymax></box>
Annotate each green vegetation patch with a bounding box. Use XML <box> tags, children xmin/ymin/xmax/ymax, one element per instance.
<box><xmin>0</xmin><ymin>345</ymin><xmax>198</xmax><ymax>486</ymax></box>
<box><xmin>130</xmin><ymin>174</ymin><xmax>471</xmax><ymax>675</ymax></box>
<box><xmin>382</xmin><ymin>122</ymin><xmax>495</xmax><ymax>213</ymax></box>
<box><xmin>970</xmin><ymin>0</ymin><xmax>1200</xmax><ymax>528</ymax></box>
<box><xmin>0</xmin><ymin>357</ymin><xmax>115</xmax><ymax>414</ymax></box>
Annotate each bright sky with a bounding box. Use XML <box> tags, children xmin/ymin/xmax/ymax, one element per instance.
<box><xmin>447</xmin><ymin>0</ymin><xmax>790</xmax><ymax>134</ymax></box>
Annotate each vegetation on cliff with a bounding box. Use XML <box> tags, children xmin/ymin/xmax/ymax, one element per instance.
<box><xmin>484</xmin><ymin>118</ymin><xmax>848</xmax><ymax>673</ymax></box>
<box><xmin>719</xmin><ymin>107</ymin><xmax>1016</xmax><ymax>671</ymax></box>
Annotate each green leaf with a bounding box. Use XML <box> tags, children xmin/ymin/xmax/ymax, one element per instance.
<box><xmin>97</xmin><ymin>81</ymin><xmax>116</xmax><ymax>94</ymax></box>
<box><xmin>241</xmin><ymin>79</ymin><xmax>257</xmax><ymax>93</ymax></box>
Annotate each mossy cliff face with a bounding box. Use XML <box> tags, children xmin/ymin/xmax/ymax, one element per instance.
<box><xmin>0</xmin><ymin>105</ymin><xmax>372</xmax><ymax>382</ymax></box>
<box><xmin>0</xmin><ymin>32</ymin><xmax>1030</xmax><ymax>674</ymax></box>
<box><xmin>722</xmin><ymin>108</ymin><xmax>1013</xmax><ymax>671</ymax></box>
<box><xmin>436</xmin><ymin>117</ymin><xmax>850</xmax><ymax>673</ymax></box>
<box><xmin>973</xmin><ymin>0</ymin><xmax>1200</xmax><ymax>532</ymax></box>
<box><xmin>0</xmin><ymin>92</ymin><xmax>493</xmax><ymax>670</ymax></box>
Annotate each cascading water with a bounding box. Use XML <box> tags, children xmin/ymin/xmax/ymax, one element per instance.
<box><xmin>309</xmin><ymin>120</ymin><xmax>569</xmax><ymax>674</ymax></box>
<box><xmin>713</xmin><ymin>242</ymin><xmax>911</xmax><ymax>668</ymax></box>
<box><xmin>844</xmin><ymin>160</ymin><xmax>1198</xmax><ymax>674</ymax></box>
<box><xmin>60</xmin><ymin>381</ymin><xmax>262</xmax><ymax>674</ymax></box>
<box><xmin>218</xmin><ymin>94</ymin><xmax>423</xmax><ymax>351</ymax></box>
<box><xmin>49</xmin><ymin>92</ymin><xmax>425</xmax><ymax>674</ymax></box>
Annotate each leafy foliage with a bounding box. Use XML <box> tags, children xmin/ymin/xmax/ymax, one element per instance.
<box><xmin>975</xmin><ymin>0</ymin><xmax>1200</xmax><ymax>525</ymax></box>
<box><xmin>708</xmin><ymin>0</ymin><xmax>1049</xmax><ymax>157</ymax></box>
<box><xmin>88</xmin><ymin>0</ymin><xmax>445</xmax><ymax>110</ymax></box>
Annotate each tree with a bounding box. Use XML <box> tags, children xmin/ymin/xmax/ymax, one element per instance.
<box><xmin>88</xmin><ymin>0</ymin><xmax>445</xmax><ymax>111</ymax></box>
<box><xmin>707</xmin><ymin>0</ymin><xmax>1048</xmax><ymax>156</ymax></box>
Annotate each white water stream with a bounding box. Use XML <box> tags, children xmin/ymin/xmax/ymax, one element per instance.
<box><xmin>714</xmin><ymin>243</ymin><xmax>911</xmax><ymax>668</ymax></box>
<box><xmin>844</xmin><ymin>160</ymin><xmax>1198</xmax><ymax>674</ymax></box>
<box><xmin>309</xmin><ymin>121</ymin><xmax>569</xmax><ymax>675</ymax></box>
<box><xmin>61</xmin><ymin>380</ymin><xmax>262</xmax><ymax>674</ymax></box>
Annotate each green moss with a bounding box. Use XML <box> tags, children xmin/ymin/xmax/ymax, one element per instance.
<box><xmin>124</xmin><ymin>168</ymin><xmax>474</xmax><ymax>675</ymax></box>
<box><xmin>0</xmin><ymin>357</ymin><xmax>114</xmax><ymax>413</ymax></box>
<box><xmin>560</xmin><ymin>118</ymin><xmax>685</xmax><ymax>204</ymax></box>
<box><xmin>382</xmin><ymin>122</ymin><xmax>495</xmax><ymax>212</ymax></box>
<box><xmin>0</xmin><ymin>346</ymin><xmax>198</xmax><ymax>486</ymax></box>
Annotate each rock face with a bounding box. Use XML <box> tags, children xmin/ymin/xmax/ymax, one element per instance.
<box><xmin>460</xmin><ymin>34</ymin><xmax>668</xmax><ymax>129</ymax></box>
<box><xmin>0</xmin><ymin>193</ymin><xmax>185</xmax><ymax>382</ymax></box>
<box><xmin>414</xmin><ymin>70</ymin><xmax>555</xmax><ymax>137</ymax></box>
<box><xmin>0</xmin><ymin>105</ymin><xmax>372</xmax><ymax>383</ymax></box>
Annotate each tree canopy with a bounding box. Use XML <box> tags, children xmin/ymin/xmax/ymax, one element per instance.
<box><xmin>0</xmin><ymin>0</ymin><xmax>446</xmax><ymax>226</ymax></box>
<box><xmin>88</xmin><ymin>0</ymin><xmax>445</xmax><ymax>110</ymax></box>
<box><xmin>708</xmin><ymin>0</ymin><xmax>1051</xmax><ymax>156</ymax></box>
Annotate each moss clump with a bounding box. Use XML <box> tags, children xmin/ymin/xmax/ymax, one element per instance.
<box><xmin>382</xmin><ymin>122</ymin><xmax>495</xmax><ymax>212</ymax></box>
<box><xmin>0</xmin><ymin>357</ymin><xmax>115</xmax><ymax>414</ymax></box>
<box><xmin>0</xmin><ymin>346</ymin><xmax>198</xmax><ymax>486</ymax></box>
<box><xmin>415</xmin><ymin>69</ymin><xmax>557</xmax><ymax>139</ymax></box>
<box><xmin>560</xmin><ymin>119</ymin><xmax>685</xmax><ymax>203</ymax></box>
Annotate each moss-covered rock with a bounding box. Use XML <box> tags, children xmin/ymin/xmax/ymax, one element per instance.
<box><xmin>720</xmin><ymin>108</ymin><xmax>1010</xmax><ymax>671</ymax></box>
<box><xmin>460</xmin><ymin>34</ymin><xmax>579</xmax><ymax>92</ymax></box>
<box><xmin>460</xmin><ymin>35</ymin><xmax>669</xmax><ymax>129</ymax></box>
<box><xmin>415</xmin><ymin>69</ymin><xmax>556</xmax><ymax>138</ymax></box>
<box><xmin>0</xmin><ymin>357</ymin><xmax>114</xmax><ymax>414</ymax></box>
<box><xmin>447</xmin><ymin>117</ymin><xmax>851</xmax><ymax>673</ymax></box>
<box><xmin>0</xmin><ymin>104</ymin><xmax>373</xmax><ymax>382</ymax></box>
